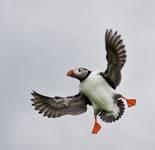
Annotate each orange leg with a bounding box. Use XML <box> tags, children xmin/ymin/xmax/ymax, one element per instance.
<box><xmin>92</xmin><ymin>115</ymin><xmax>101</xmax><ymax>134</ymax></box>
<box><xmin>122</xmin><ymin>96</ymin><xmax>136</xmax><ymax>107</ymax></box>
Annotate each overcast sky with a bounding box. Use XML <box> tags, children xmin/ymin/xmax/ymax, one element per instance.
<box><xmin>0</xmin><ymin>0</ymin><xmax>155</xmax><ymax>150</ymax></box>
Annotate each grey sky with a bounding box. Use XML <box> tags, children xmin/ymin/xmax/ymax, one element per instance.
<box><xmin>0</xmin><ymin>0</ymin><xmax>155</xmax><ymax>149</ymax></box>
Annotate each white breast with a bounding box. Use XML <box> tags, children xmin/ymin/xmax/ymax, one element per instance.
<box><xmin>80</xmin><ymin>70</ymin><xmax>118</xmax><ymax>112</ymax></box>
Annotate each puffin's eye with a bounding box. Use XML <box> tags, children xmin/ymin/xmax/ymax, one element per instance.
<box><xmin>78</xmin><ymin>68</ymin><xmax>81</xmax><ymax>72</ymax></box>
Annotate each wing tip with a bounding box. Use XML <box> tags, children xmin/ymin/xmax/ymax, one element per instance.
<box><xmin>31</xmin><ymin>90</ymin><xmax>39</xmax><ymax>96</ymax></box>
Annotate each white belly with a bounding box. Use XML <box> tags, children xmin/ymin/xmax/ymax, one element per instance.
<box><xmin>80</xmin><ymin>71</ymin><xmax>117</xmax><ymax>112</ymax></box>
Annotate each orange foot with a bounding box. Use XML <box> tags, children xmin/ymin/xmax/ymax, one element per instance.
<box><xmin>127</xmin><ymin>99</ymin><xmax>136</xmax><ymax>107</ymax></box>
<box><xmin>122</xmin><ymin>96</ymin><xmax>137</xmax><ymax>107</ymax></box>
<box><xmin>92</xmin><ymin>122</ymin><xmax>101</xmax><ymax>134</ymax></box>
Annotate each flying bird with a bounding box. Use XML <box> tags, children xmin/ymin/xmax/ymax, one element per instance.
<box><xmin>31</xmin><ymin>29</ymin><xmax>136</xmax><ymax>134</ymax></box>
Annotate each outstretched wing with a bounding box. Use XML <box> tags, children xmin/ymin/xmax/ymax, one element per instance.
<box><xmin>31</xmin><ymin>91</ymin><xmax>90</xmax><ymax>118</ymax></box>
<box><xmin>103</xmin><ymin>29</ymin><xmax>127</xmax><ymax>88</ymax></box>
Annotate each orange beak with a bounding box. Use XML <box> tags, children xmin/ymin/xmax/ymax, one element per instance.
<box><xmin>67</xmin><ymin>69</ymin><xmax>75</xmax><ymax>77</ymax></box>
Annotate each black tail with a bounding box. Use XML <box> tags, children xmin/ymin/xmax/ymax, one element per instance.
<box><xmin>99</xmin><ymin>100</ymin><xmax>125</xmax><ymax>123</ymax></box>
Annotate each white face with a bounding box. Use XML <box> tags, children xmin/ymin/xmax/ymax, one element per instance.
<box><xmin>74</xmin><ymin>67</ymin><xmax>87</xmax><ymax>73</ymax></box>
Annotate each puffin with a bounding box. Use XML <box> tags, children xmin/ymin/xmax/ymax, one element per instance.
<box><xmin>31</xmin><ymin>29</ymin><xmax>136</xmax><ymax>134</ymax></box>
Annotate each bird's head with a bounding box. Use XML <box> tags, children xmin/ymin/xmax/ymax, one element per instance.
<box><xmin>67</xmin><ymin>67</ymin><xmax>91</xmax><ymax>81</ymax></box>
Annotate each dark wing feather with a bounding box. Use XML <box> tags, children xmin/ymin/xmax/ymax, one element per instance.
<box><xmin>31</xmin><ymin>91</ymin><xmax>90</xmax><ymax>118</ymax></box>
<box><xmin>104</xmin><ymin>29</ymin><xmax>127</xmax><ymax>88</ymax></box>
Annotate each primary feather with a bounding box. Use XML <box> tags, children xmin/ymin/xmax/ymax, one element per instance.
<box><xmin>104</xmin><ymin>29</ymin><xmax>127</xmax><ymax>88</ymax></box>
<box><xmin>31</xmin><ymin>91</ymin><xmax>90</xmax><ymax>118</ymax></box>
